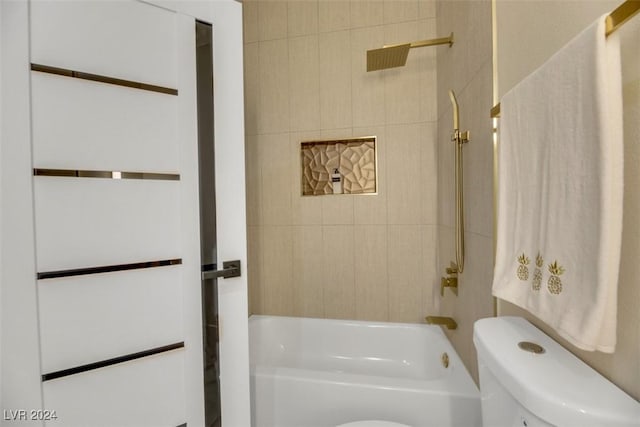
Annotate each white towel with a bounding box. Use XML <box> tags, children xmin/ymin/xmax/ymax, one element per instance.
<box><xmin>492</xmin><ymin>15</ymin><xmax>623</xmax><ymax>353</ymax></box>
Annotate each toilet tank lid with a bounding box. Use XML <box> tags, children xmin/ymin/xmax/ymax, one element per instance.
<box><xmin>473</xmin><ymin>317</ymin><xmax>640</xmax><ymax>427</ymax></box>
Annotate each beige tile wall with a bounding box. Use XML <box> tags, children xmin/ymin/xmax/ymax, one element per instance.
<box><xmin>245</xmin><ymin>0</ymin><xmax>640</xmax><ymax>402</ymax></box>
<box><xmin>244</xmin><ymin>0</ymin><xmax>439</xmax><ymax>323</ymax></box>
<box><xmin>435</xmin><ymin>0</ymin><xmax>494</xmax><ymax>383</ymax></box>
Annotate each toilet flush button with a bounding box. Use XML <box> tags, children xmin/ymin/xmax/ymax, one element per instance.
<box><xmin>518</xmin><ymin>341</ymin><xmax>545</xmax><ymax>354</ymax></box>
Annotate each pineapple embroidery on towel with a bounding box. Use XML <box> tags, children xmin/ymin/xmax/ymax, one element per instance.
<box><xmin>517</xmin><ymin>253</ymin><xmax>530</xmax><ymax>281</ymax></box>
<box><xmin>547</xmin><ymin>261</ymin><xmax>565</xmax><ymax>294</ymax></box>
<box><xmin>532</xmin><ymin>253</ymin><xmax>543</xmax><ymax>291</ymax></box>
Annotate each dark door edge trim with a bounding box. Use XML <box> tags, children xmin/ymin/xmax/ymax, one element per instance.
<box><xmin>42</xmin><ymin>342</ymin><xmax>185</xmax><ymax>382</ymax></box>
<box><xmin>34</xmin><ymin>168</ymin><xmax>180</xmax><ymax>181</ymax></box>
<box><xmin>31</xmin><ymin>63</ymin><xmax>178</xmax><ymax>96</ymax></box>
<box><xmin>37</xmin><ymin>258</ymin><xmax>182</xmax><ymax>280</ymax></box>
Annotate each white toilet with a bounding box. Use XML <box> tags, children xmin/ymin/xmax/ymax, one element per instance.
<box><xmin>474</xmin><ymin>316</ymin><xmax>640</xmax><ymax>426</ymax></box>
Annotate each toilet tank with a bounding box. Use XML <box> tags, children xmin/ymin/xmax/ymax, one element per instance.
<box><xmin>473</xmin><ymin>317</ymin><xmax>640</xmax><ymax>427</ymax></box>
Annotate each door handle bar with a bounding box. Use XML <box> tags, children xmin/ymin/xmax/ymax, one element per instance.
<box><xmin>202</xmin><ymin>260</ymin><xmax>241</xmax><ymax>280</ymax></box>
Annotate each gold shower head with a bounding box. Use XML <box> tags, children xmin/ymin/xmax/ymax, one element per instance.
<box><xmin>366</xmin><ymin>33</ymin><xmax>454</xmax><ymax>72</ymax></box>
<box><xmin>366</xmin><ymin>43</ymin><xmax>411</xmax><ymax>72</ymax></box>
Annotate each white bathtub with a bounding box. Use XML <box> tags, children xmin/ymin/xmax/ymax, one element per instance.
<box><xmin>249</xmin><ymin>315</ymin><xmax>481</xmax><ymax>427</ymax></box>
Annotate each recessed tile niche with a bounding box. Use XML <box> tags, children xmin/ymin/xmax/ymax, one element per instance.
<box><xmin>301</xmin><ymin>136</ymin><xmax>377</xmax><ymax>196</ymax></box>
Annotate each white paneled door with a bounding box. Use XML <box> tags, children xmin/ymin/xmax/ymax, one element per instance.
<box><xmin>0</xmin><ymin>1</ymin><xmax>249</xmax><ymax>426</ymax></box>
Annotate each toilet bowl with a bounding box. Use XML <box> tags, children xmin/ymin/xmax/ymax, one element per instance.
<box><xmin>336</xmin><ymin>421</ymin><xmax>411</xmax><ymax>427</ymax></box>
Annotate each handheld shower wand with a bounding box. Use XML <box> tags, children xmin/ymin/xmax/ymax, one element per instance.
<box><xmin>448</xmin><ymin>90</ymin><xmax>470</xmax><ymax>273</ymax></box>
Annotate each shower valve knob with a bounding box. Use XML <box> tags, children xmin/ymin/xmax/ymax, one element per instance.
<box><xmin>441</xmin><ymin>276</ymin><xmax>459</xmax><ymax>297</ymax></box>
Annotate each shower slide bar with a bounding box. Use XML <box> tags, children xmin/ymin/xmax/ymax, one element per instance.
<box><xmin>490</xmin><ymin>0</ymin><xmax>639</xmax><ymax>118</ymax></box>
<box><xmin>449</xmin><ymin>90</ymin><xmax>469</xmax><ymax>274</ymax></box>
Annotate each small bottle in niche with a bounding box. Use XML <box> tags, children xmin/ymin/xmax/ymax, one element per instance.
<box><xmin>331</xmin><ymin>168</ymin><xmax>343</xmax><ymax>194</ymax></box>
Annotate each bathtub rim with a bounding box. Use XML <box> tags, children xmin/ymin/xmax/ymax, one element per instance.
<box><xmin>248</xmin><ymin>314</ymin><xmax>479</xmax><ymax>399</ymax></box>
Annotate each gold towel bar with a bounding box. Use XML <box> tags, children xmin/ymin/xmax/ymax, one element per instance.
<box><xmin>606</xmin><ymin>0</ymin><xmax>640</xmax><ymax>36</ymax></box>
<box><xmin>490</xmin><ymin>0</ymin><xmax>639</xmax><ymax>118</ymax></box>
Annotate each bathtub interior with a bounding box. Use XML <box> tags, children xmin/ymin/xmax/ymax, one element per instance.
<box><xmin>249</xmin><ymin>315</ymin><xmax>481</xmax><ymax>427</ymax></box>
<box><xmin>250</xmin><ymin>315</ymin><xmax>456</xmax><ymax>381</ymax></box>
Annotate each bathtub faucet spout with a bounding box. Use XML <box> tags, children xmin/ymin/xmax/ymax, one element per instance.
<box><xmin>425</xmin><ymin>316</ymin><xmax>458</xmax><ymax>330</ymax></box>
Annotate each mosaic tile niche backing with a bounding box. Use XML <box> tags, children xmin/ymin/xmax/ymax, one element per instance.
<box><xmin>301</xmin><ymin>137</ymin><xmax>377</xmax><ymax>196</ymax></box>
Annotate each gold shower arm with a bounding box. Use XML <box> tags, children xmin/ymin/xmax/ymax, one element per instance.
<box><xmin>410</xmin><ymin>33</ymin><xmax>454</xmax><ymax>49</ymax></box>
<box><xmin>490</xmin><ymin>0</ymin><xmax>639</xmax><ymax>118</ymax></box>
